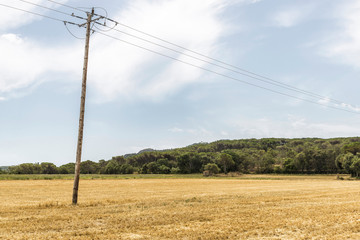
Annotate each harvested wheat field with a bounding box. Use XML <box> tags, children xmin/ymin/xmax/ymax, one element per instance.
<box><xmin>0</xmin><ymin>175</ymin><xmax>360</xmax><ymax>239</ymax></box>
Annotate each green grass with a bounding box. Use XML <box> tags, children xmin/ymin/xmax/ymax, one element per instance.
<box><xmin>0</xmin><ymin>174</ymin><xmax>206</xmax><ymax>180</ymax></box>
<box><xmin>0</xmin><ymin>173</ymin><xmax>350</xmax><ymax>181</ymax></box>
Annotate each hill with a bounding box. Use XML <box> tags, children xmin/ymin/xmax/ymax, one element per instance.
<box><xmin>4</xmin><ymin>137</ymin><xmax>360</xmax><ymax>176</ymax></box>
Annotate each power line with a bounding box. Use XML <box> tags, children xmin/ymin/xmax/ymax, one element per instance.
<box><xmin>31</xmin><ymin>0</ymin><xmax>349</xmax><ymax>107</ymax></box>
<box><xmin>15</xmin><ymin>0</ymin><xmax>86</xmax><ymax>21</ymax></box>
<box><xmin>44</xmin><ymin>0</ymin><xmax>87</xmax><ymax>14</ymax></box>
<box><xmin>93</xmin><ymin>15</ymin><xmax>346</xmax><ymax>106</ymax></box>
<box><xmin>94</xmin><ymin>30</ymin><xmax>360</xmax><ymax>115</ymax></box>
<box><xmin>1</xmin><ymin>1</ymin><xmax>92</xmax><ymax>39</ymax></box>
<box><xmin>3</xmin><ymin>1</ymin><xmax>358</xmax><ymax>114</ymax></box>
<box><xmin>1</xmin><ymin>2</ymin><xmax>64</xmax><ymax>23</ymax></box>
<box><xmin>44</xmin><ymin>0</ymin><xmax>107</xmax><ymax>18</ymax></box>
<box><xmin>64</xmin><ymin>22</ymin><xmax>85</xmax><ymax>39</ymax></box>
<box><xmin>0</xmin><ymin>2</ymin><xmax>80</xmax><ymax>26</ymax></box>
<box><xmin>93</xmin><ymin>21</ymin><xmax>341</xmax><ymax>105</ymax></box>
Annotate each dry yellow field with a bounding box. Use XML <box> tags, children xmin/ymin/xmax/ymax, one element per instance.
<box><xmin>0</xmin><ymin>176</ymin><xmax>360</xmax><ymax>239</ymax></box>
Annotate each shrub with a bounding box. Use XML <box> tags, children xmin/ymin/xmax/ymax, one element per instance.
<box><xmin>204</xmin><ymin>163</ymin><xmax>220</xmax><ymax>175</ymax></box>
<box><xmin>170</xmin><ymin>167</ymin><xmax>180</xmax><ymax>174</ymax></box>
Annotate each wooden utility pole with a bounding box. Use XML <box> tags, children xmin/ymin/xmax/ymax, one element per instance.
<box><xmin>72</xmin><ymin>8</ymin><xmax>94</xmax><ymax>205</ymax></box>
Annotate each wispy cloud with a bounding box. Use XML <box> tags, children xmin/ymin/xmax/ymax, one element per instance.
<box><xmin>271</xmin><ymin>4</ymin><xmax>315</xmax><ymax>28</ymax></box>
<box><xmin>272</xmin><ymin>9</ymin><xmax>304</xmax><ymax>28</ymax></box>
<box><xmin>317</xmin><ymin>0</ymin><xmax>360</xmax><ymax>69</ymax></box>
<box><xmin>339</xmin><ymin>103</ymin><xmax>360</xmax><ymax>113</ymax></box>
<box><xmin>169</xmin><ymin>127</ymin><xmax>184</xmax><ymax>133</ymax></box>
<box><xmin>229</xmin><ymin>115</ymin><xmax>360</xmax><ymax>139</ymax></box>
<box><xmin>0</xmin><ymin>0</ymin><xmax>239</xmax><ymax>103</ymax></box>
<box><xmin>169</xmin><ymin>126</ymin><xmax>213</xmax><ymax>137</ymax></box>
<box><xmin>0</xmin><ymin>33</ymin><xmax>81</xmax><ymax>100</ymax></box>
<box><xmin>0</xmin><ymin>0</ymin><xmax>81</xmax><ymax>100</ymax></box>
<box><xmin>0</xmin><ymin>0</ymin><xmax>69</xmax><ymax>31</ymax></box>
<box><xmin>88</xmin><ymin>0</ymin><xmax>237</xmax><ymax>102</ymax></box>
<box><xmin>318</xmin><ymin>97</ymin><xmax>330</xmax><ymax>105</ymax></box>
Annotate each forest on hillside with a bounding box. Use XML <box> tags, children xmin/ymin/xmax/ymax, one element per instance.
<box><xmin>3</xmin><ymin>137</ymin><xmax>360</xmax><ymax>177</ymax></box>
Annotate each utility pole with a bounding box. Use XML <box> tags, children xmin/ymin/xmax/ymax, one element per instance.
<box><xmin>72</xmin><ymin>8</ymin><xmax>94</xmax><ymax>205</ymax></box>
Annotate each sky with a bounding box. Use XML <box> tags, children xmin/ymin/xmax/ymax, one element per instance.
<box><xmin>1</xmin><ymin>0</ymin><xmax>360</xmax><ymax>166</ymax></box>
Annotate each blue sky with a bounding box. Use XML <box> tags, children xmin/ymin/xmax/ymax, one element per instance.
<box><xmin>1</xmin><ymin>0</ymin><xmax>360</xmax><ymax>166</ymax></box>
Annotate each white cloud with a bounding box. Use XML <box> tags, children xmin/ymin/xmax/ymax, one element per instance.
<box><xmin>271</xmin><ymin>4</ymin><xmax>315</xmax><ymax>28</ymax></box>
<box><xmin>229</xmin><ymin>115</ymin><xmax>360</xmax><ymax>139</ymax></box>
<box><xmin>221</xmin><ymin>131</ymin><xmax>229</xmax><ymax>136</ymax></box>
<box><xmin>0</xmin><ymin>33</ymin><xmax>81</xmax><ymax>100</ymax></box>
<box><xmin>316</xmin><ymin>98</ymin><xmax>360</xmax><ymax>113</ymax></box>
<box><xmin>169</xmin><ymin>127</ymin><xmax>184</xmax><ymax>133</ymax></box>
<box><xmin>0</xmin><ymin>0</ymin><xmax>83</xmax><ymax>100</ymax></box>
<box><xmin>169</xmin><ymin>126</ymin><xmax>214</xmax><ymax>137</ymax></box>
<box><xmin>88</xmin><ymin>0</ymin><xmax>236</xmax><ymax>102</ymax></box>
<box><xmin>272</xmin><ymin>10</ymin><xmax>304</xmax><ymax>28</ymax></box>
<box><xmin>0</xmin><ymin>0</ymin><xmax>70</xmax><ymax>31</ymax></box>
<box><xmin>339</xmin><ymin>103</ymin><xmax>360</xmax><ymax>113</ymax></box>
<box><xmin>318</xmin><ymin>97</ymin><xmax>330</xmax><ymax>105</ymax></box>
<box><xmin>317</xmin><ymin>0</ymin><xmax>360</xmax><ymax>69</ymax></box>
<box><xmin>0</xmin><ymin>0</ymin><xmax>239</xmax><ymax>102</ymax></box>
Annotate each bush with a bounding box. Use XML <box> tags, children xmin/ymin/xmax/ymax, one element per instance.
<box><xmin>159</xmin><ymin>165</ymin><xmax>170</xmax><ymax>174</ymax></box>
<box><xmin>204</xmin><ymin>163</ymin><xmax>220</xmax><ymax>175</ymax></box>
<box><xmin>119</xmin><ymin>164</ymin><xmax>135</xmax><ymax>174</ymax></box>
<box><xmin>170</xmin><ymin>167</ymin><xmax>180</xmax><ymax>174</ymax></box>
<box><xmin>58</xmin><ymin>163</ymin><xmax>75</xmax><ymax>174</ymax></box>
<box><xmin>104</xmin><ymin>161</ymin><xmax>120</xmax><ymax>174</ymax></box>
<box><xmin>350</xmin><ymin>156</ymin><xmax>360</xmax><ymax>177</ymax></box>
<box><xmin>40</xmin><ymin>162</ymin><xmax>58</xmax><ymax>174</ymax></box>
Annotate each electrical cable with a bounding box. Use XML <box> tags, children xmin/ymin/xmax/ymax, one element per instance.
<box><xmin>93</xmin><ymin>30</ymin><xmax>360</xmax><ymax>115</ymax></box>
<box><xmin>15</xmin><ymin>0</ymin><xmax>87</xmax><ymax>21</ymax></box>
<box><xmin>93</xmin><ymin>21</ymin><xmax>338</xmax><ymax>104</ymax></box>
<box><xmin>2</xmin><ymin>2</ymin><xmax>90</xmax><ymax>39</ymax></box>
<box><xmin>3</xmin><ymin>1</ymin><xmax>359</xmax><ymax>114</ymax></box>
<box><xmin>64</xmin><ymin>22</ymin><xmax>85</xmax><ymax>39</ymax></box>
<box><xmin>93</xmin><ymin>7</ymin><xmax>118</xmax><ymax>32</ymax></box>
<box><xmin>32</xmin><ymin>0</ymin><xmax>348</xmax><ymax>107</ymax></box>
<box><xmin>94</xmin><ymin>15</ymin><xmax>345</xmax><ymax>106</ymax></box>
<box><xmin>44</xmin><ymin>0</ymin><xmax>87</xmax><ymax>14</ymax></box>
<box><xmin>0</xmin><ymin>2</ymin><xmax>77</xmax><ymax>24</ymax></box>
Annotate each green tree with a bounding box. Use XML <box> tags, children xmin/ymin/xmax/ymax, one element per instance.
<box><xmin>178</xmin><ymin>153</ymin><xmax>202</xmax><ymax>174</ymax></box>
<box><xmin>204</xmin><ymin>163</ymin><xmax>220</xmax><ymax>175</ymax></box>
<box><xmin>222</xmin><ymin>150</ymin><xmax>243</xmax><ymax>172</ymax></box>
<box><xmin>261</xmin><ymin>151</ymin><xmax>276</xmax><ymax>173</ymax></box>
<box><xmin>158</xmin><ymin>165</ymin><xmax>170</xmax><ymax>174</ymax></box>
<box><xmin>216</xmin><ymin>153</ymin><xmax>234</xmax><ymax>173</ymax></box>
<box><xmin>140</xmin><ymin>164</ymin><xmax>148</xmax><ymax>174</ymax></box>
<box><xmin>80</xmin><ymin>160</ymin><xmax>99</xmax><ymax>174</ymax></box>
<box><xmin>335</xmin><ymin>153</ymin><xmax>354</xmax><ymax>173</ymax></box>
<box><xmin>98</xmin><ymin>159</ymin><xmax>108</xmax><ymax>174</ymax></box>
<box><xmin>146</xmin><ymin>162</ymin><xmax>160</xmax><ymax>174</ymax></box>
<box><xmin>350</xmin><ymin>156</ymin><xmax>360</xmax><ymax>177</ymax></box>
<box><xmin>342</xmin><ymin>142</ymin><xmax>360</xmax><ymax>155</ymax></box>
<box><xmin>283</xmin><ymin>158</ymin><xmax>296</xmax><ymax>173</ymax></box>
<box><xmin>9</xmin><ymin>163</ymin><xmax>41</xmax><ymax>174</ymax></box>
<box><xmin>58</xmin><ymin>163</ymin><xmax>75</xmax><ymax>174</ymax></box>
<box><xmin>112</xmin><ymin>156</ymin><xmax>126</xmax><ymax>165</ymax></box>
<box><xmin>157</xmin><ymin>158</ymin><xmax>170</xmax><ymax>167</ymax></box>
<box><xmin>119</xmin><ymin>164</ymin><xmax>135</xmax><ymax>174</ymax></box>
<box><xmin>199</xmin><ymin>152</ymin><xmax>212</xmax><ymax>170</ymax></box>
<box><xmin>104</xmin><ymin>160</ymin><xmax>120</xmax><ymax>174</ymax></box>
<box><xmin>40</xmin><ymin>162</ymin><xmax>58</xmax><ymax>174</ymax></box>
<box><xmin>170</xmin><ymin>167</ymin><xmax>180</xmax><ymax>174</ymax></box>
<box><xmin>313</xmin><ymin>150</ymin><xmax>327</xmax><ymax>173</ymax></box>
<box><xmin>294</xmin><ymin>152</ymin><xmax>306</xmax><ymax>173</ymax></box>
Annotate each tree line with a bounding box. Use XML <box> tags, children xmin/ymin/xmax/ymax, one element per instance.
<box><xmin>3</xmin><ymin>137</ymin><xmax>360</xmax><ymax>176</ymax></box>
